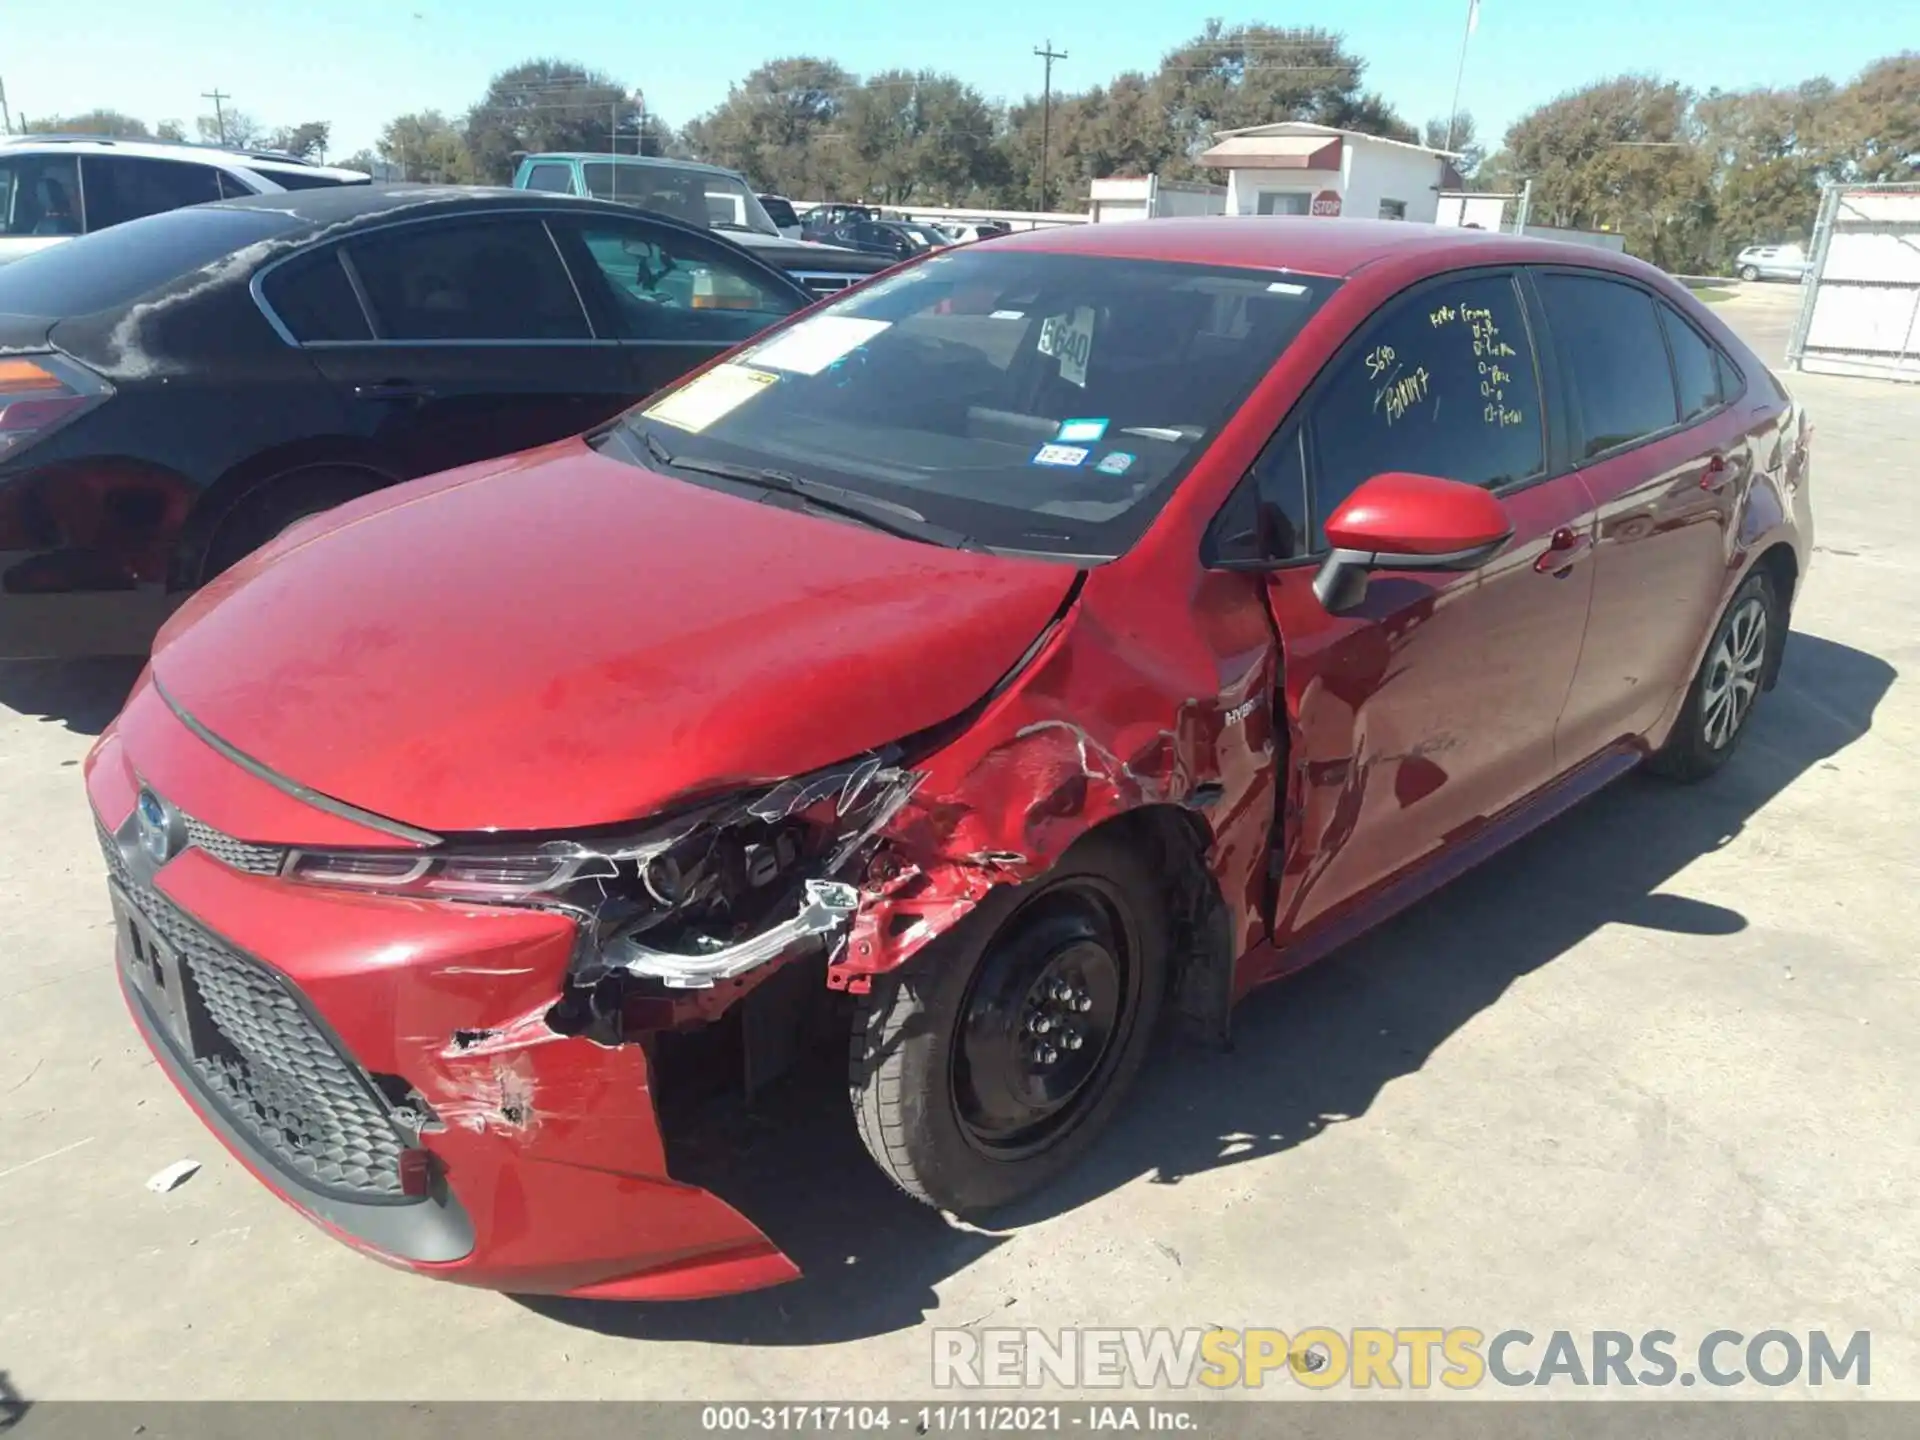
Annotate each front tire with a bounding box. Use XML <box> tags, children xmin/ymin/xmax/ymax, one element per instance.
<box><xmin>1739</xmin><ymin>265</ymin><xmax>1761</xmax><ymax>282</ymax></box>
<box><xmin>849</xmin><ymin>828</ymin><xmax>1168</xmax><ymax>1215</ymax></box>
<box><xmin>1646</xmin><ymin>569</ymin><xmax>1778</xmax><ymax>782</ymax></box>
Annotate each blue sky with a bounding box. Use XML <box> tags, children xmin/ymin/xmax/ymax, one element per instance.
<box><xmin>6</xmin><ymin>0</ymin><xmax>1914</xmax><ymax>165</ymax></box>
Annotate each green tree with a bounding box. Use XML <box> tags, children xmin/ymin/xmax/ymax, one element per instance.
<box><xmin>1501</xmin><ymin>76</ymin><xmax>1716</xmax><ymax>270</ymax></box>
<box><xmin>336</xmin><ymin>148</ymin><xmax>381</xmax><ymax>177</ymax></box>
<box><xmin>1826</xmin><ymin>53</ymin><xmax>1920</xmax><ymax>183</ymax></box>
<box><xmin>837</xmin><ymin>70</ymin><xmax>999</xmax><ymax>204</ymax></box>
<box><xmin>1150</xmin><ymin>22</ymin><xmax>1402</xmax><ymax>174</ymax></box>
<box><xmin>1424</xmin><ymin>110</ymin><xmax>1485</xmax><ymax>177</ymax></box>
<box><xmin>265</xmin><ymin>121</ymin><xmax>332</xmax><ymax>162</ymax></box>
<box><xmin>378</xmin><ymin>111</ymin><xmax>475</xmax><ymax>183</ymax></box>
<box><xmin>463</xmin><ymin>59</ymin><xmax>640</xmax><ymax>182</ymax></box>
<box><xmin>156</xmin><ymin>119</ymin><xmax>188</xmax><ymax>142</ymax></box>
<box><xmin>1695</xmin><ymin>81</ymin><xmax>1833</xmax><ymax>261</ymax></box>
<box><xmin>682</xmin><ymin>57</ymin><xmax>855</xmax><ymax>196</ymax></box>
<box><xmin>36</xmin><ymin>109</ymin><xmax>149</xmax><ymax>137</ymax></box>
<box><xmin>196</xmin><ymin>109</ymin><xmax>264</xmax><ymax>148</ymax></box>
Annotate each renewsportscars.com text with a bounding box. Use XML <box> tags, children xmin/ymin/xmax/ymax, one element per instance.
<box><xmin>932</xmin><ymin>1327</ymin><xmax>1871</xmax><ymax>1390</ymax></box>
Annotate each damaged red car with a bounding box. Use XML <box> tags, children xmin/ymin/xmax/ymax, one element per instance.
<box><xmin>87</xmin><ymin>218</ymin><xmax>1812</xmax><ymax>1300</ymax></box>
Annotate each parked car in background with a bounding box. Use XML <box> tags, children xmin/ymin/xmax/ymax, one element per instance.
<box><xmin>510</xmin><ymin>154</ymin><xmax>897</xmax><ymax>299</ymax></box>
<box><xmin>758</xmin><ymin>194</ymin><xmax>802</xmax><ymax>239</ymax></box>
<box><xmin>85</xmin><ymin>217</ymin><xmax>1809</xmax><ymax>1301</ymax></box>
<box><xmin>944</xmin><ymin>221</ymin><xmax>1014</xmax><ymax>243</ymax></box>
<box><xmin>801</xmin><ymin>202</ymin><xmax>877</xmax><ymax>240</ymax></box>
<box><xmin>1735</xmin><ymin>243</ymin><xmax>1811</xmax><ymax>283</ymax></box>
<box><xmin>0</xmin><ymin>186</ymin><xmax>812</xmax><ymax>658</ymax></box>
<box><xmin>0</xmin><ymin>134</ymin><xmax>371</xmax><ymax>266</ymax></box>
<box><xmin>821</xmin><ymin>216</ymin><xmax>946</xmax><ymax>260</ymax></box>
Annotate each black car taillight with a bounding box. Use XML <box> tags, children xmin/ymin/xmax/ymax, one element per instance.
<box><xmin>0</xmin><ymin>353</ymin><xmax>113</xmax><ymax>462</ymax></box>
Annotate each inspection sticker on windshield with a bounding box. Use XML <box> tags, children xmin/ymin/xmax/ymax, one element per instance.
<box><xmin>1056</xmin><ymin>417</ymin><xmax>1108</xmax><ymax>443</ymax></box>
<box><xmin>641</xmin><ymin>363</ymin><xmax>777</xmax><ymax>433</ymax></box>
<box><xmin>1095</xmin><ymin>451</ymin><xmax>1135</xmax><ymax>475</ymax></box>
<box><xmin>1032</xmin><ymin>443</ymin><xmax>1090</xmax><ymax>468</ymax></box>
<box><xmin>1038</xmin><ymin>307</ymin><xmax>1097</xmax><ymax>388</ymax></box>
<box><xmin>747</xmin><ymin>315</ymin><xmax>891</xmax><ymax>375</ymax></box>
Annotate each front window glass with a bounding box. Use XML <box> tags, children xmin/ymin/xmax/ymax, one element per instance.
<box><xmin>581</xmin><ymin>162</ymin><xmax>779</xmax><ymax>237</ymax></box>
<box><xmin>609</xmin><ymin>249</ymin><xmax>1338</xmax><ymax>558</ymax></box>
<box><xmin>572</xmin><ymin>221</ymin><xmax>803</xmax><ymax>342</ymax></box>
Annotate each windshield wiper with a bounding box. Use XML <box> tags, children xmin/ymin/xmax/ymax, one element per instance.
<box><xmin>638</xmin><ymin>429</ymin><xmax>984</xmax><ymax>552</ymax></box>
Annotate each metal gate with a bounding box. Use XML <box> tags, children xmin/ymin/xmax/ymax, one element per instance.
<box><xmin>1787</xmin><ymin>181</ymin><xmax>1920</xmax><ymax>383</ymax></box>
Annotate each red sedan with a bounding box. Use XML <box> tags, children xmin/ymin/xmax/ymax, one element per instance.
<box><xmin>86</xmin><ymin>218</ymin><xmax>1812</xmax><ymax>1300</ymax></box>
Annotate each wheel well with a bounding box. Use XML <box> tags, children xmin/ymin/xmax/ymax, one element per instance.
<box><xmin>1753</xmin><ymin>542</ymin><xmax>1798</xmax><ymax>689</ymax></box>
<box><xmin>175</xmin><ymin>442</ymin><xmax>399</xmax><ymax>587</ymax></box>
<box><xmin>1076</xmin><ymin>804</ymin><xmax>1235</xmax><ymax>1052</ymax></box>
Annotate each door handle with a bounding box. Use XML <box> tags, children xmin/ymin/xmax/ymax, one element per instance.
<box><xmin>354</xmin><ymin>380</ymin><xmax>434</xmax><ymax>403</ymax></box>
<box><xmin>1700</xmin><ymin>452</ymin><xmax>1731</xmax><ymax>491</ymax></box>
<box><xmin>1534</xmin><ymin>525</ymin><xmax>1594</xmax><ymax>577</ymax></box>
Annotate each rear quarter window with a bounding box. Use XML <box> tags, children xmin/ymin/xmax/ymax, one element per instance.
<box><xmin>0</xmin><ymin>205</ymin><xmax>297</xmax><ymax>316</ymax></box>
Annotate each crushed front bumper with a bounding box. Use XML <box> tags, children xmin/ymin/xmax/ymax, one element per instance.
<box><xmin>87</xmin><ymin>715</ymin><xmax>799</xmax><ymax>1301</ymax></box>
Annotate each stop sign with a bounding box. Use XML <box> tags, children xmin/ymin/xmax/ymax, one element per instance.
<box><xmin>1310</xmin><ymin>189</ymin><xmax>1343</xmax><ymax>217</ymax></box>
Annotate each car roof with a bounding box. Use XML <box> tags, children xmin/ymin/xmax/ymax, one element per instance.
<box><xmin>0</xmin><ymin>132</ymin><xmax>367</xmax><ymax>180</ymax></box>
<box><xmin>993</xmin><ymin>215</ymin><xmax>1648</xmax><ymax>280</ymax></box>
<box><xmin>202</xmin><ymin>183</ymin><xmax>659</xmax><ymax>232</ymax></box>
<box><xmin>522</xmin><ymin>152</ymin><xmax>744</xmax><ymax>180</ymax></box>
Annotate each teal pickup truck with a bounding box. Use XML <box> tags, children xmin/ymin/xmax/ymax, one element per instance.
<box><xmin>511</xmin><ymin>153</ymin><xmax>894</xmax><ymax>300</ymax></box>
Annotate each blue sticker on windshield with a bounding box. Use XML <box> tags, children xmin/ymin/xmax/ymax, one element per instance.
<box><xmin>1033</xmin><ymin>443</ymin><xmax>1090</xmax><ymax>468</ymax></box>
<box><xmin>1095</xmin><ymin>451</ymin><xmax>1135</xmax><ymax>475</ymax></box>
<box><xmin>1056</xmin><ymin>417</ymin><xmax>1109</xmax><ymax>443</ymax></box>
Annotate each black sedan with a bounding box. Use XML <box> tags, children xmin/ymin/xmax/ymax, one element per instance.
<box><xmin>0</xmin><ymin>186</ymin><xmax>816</xmax><ymax>657</ymax></box>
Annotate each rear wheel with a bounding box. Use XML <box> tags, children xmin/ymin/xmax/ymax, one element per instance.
<box><xmin>849</xmin><ymin>828</ymin><xmax>1168</xmax><ymax>1214</ymax></box>
<box><xmin>203</xmin><ymin>465</ymin><xmax>388</xmax><ymax>580</ymax></box>
<box><xmin>1739</xmin><ymin>265</ymin><xmax>1761</xmax><ymax>282</ymax></box>
<box><xmin>1646</xmin><ymin>569</ymin><xmax>1778</xmax><ymax>782</ymax></box>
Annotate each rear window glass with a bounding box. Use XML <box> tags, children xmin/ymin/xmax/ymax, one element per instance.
<box><xmin>260</xmin><ymin>249</ymin><xmax>373</xmax><ymax>342</ymax></box>
<box><xmin>760</xmin><ymin>196</ymin><xmax>799</xmax><ymax>228</ymax></box>
<box><xmin>0</xmin><ymin>204</ymin><xmax>296</xmax><ymax>316</ymax></box>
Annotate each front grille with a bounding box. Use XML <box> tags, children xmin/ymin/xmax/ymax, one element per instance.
<box><xmin>182</xmin><ymin>814</ymin><xmax>286</xmax><ymax>876</ymax></box>
<box><xmin>100</xmin><ymin>825</ymin><xmax>408</xmax><ymax>1200</ymax></box>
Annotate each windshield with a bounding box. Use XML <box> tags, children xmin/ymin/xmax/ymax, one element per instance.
<box><xmin>613</xmin><ymin>248</ymin><xmax>1338</xmax><ymax>559</ymax></box>
<box><xmin>581</xmin><ymin>161</ymin><xmax>780</xmax><ymax>237</ymax></box>
<box><xmin>760</xmin><ymin>196</ymin><xmax>799</xmax><ymax>228</ymax></box>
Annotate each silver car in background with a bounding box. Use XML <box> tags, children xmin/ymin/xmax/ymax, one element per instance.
<box><xmin>1735</xmin><ymin>242</ymin><xmax>1811</xmax><ymax>283</ymax></box>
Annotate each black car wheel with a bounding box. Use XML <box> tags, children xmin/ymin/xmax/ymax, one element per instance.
<box><xmin>850</xmin><ymin>827</ymin><xmax>1168</xmax><ymax>1214</ymax></box>
<box><xmin>203</xmin><ymin>465</ymin><xmax>390</xmax><ymax>580</ymax></box>
<box><xmin>1646</xmin><ymin>569</ymin><xmax>1779</xmax><ymax>782</ymax></box>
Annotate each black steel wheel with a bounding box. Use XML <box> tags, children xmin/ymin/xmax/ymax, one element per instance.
<box><xmin>850</xmin><ymin>827</ymin><xmax>1169</xmax><ymax>1214</ymax></box>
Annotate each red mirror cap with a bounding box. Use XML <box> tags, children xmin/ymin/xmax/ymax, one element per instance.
<box><xmin>1324</xmin><ymin>471</ymin><xmax>1511</xmax><ymax>556</ymax></box>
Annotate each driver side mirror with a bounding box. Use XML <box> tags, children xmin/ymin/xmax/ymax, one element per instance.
<box><xmin>1313</xmin><ymin>472</ymin><xmax>1513</xmax><ymax>615</ymax></box>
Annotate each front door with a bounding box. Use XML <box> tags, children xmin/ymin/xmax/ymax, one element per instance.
<box><xmin>1253</xmin><ymin>268</ymin><xmax>1599</xmax><ymax>943</ymax></box>
<box><xmin>302</xmin><ymin>213</ymin><xmax>633</xmax><ymax>477</ymax></box>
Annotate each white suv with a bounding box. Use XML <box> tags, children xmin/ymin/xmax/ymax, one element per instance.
<box><xmin>0</xmin><ymin>134</ymin><xmax>371</xmax><ymax>265</ymax></box>
<box><xmin>1734</xmin><ymin>242</ymin><xmax>1811</xmax><ymax>283</ymax></box>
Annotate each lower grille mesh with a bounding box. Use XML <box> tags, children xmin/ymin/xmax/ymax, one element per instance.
<box><xmin>100</xmin><ymin>826</ymin><xmax>406</xmax><ymax>1199</ymax></box>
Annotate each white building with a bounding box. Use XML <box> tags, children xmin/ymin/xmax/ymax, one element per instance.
<box><xmin>1087</xmin><ymin>175</ymin><xmax>1228</xmax><ymax>223</ymax></box>
<box><xmin>1196</xmin><ymin>121</ymin><xmax>1462</xmax><ymax>223</ymax></box>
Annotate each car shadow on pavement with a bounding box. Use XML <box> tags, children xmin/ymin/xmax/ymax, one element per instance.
<box><xmin>0</xmin><ymin>658</ymin><xmax>144</xmax><ymax>736</ymax></box>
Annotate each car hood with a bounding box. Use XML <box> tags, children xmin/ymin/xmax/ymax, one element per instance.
<box><xmin>150</xmin><ymin>437</ymin><xmax>1078</xmax><ymax>836</ymax></box>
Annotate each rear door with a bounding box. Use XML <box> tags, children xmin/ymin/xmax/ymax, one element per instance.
<box><xmin>1239</xmin><ymin>268</ymin><xmax>1598</xmax><ymax>942</ymax></box>
<box><xmin>1533</xmin><ymin>270</ymin><xmax>1747</xmax><ymax>764</ymax></box>
<box><xmin>548</xmin><ymin>212</ymin><xmax>811</xmax><ymax>399</ymax></box>
<box><xmin>288</xmin><ymin>212</ymin><xmax>632</xmax><ymax>475</ymax></box>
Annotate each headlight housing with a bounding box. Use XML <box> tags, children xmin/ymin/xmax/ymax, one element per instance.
<box><xmin>281</xmin><ymin>754</ymin><xmax>921</xmax><ymax>989</ymax></box>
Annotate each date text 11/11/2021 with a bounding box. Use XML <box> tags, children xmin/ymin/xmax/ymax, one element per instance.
<box><xmin>699</xmin><ymin>1405</ymin><xmax>1202</xmax><ymax>1432</ymax></box>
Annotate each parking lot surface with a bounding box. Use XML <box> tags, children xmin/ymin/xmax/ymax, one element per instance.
<box><xmin>2</xmin><ymin>283</ymin><xmax>1914</xmax><ymax>1400</ymax></box>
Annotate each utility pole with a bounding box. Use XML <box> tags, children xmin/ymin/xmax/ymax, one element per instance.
<box><xmin>1444</xmin><ymin>0</ymin><xmax>1478</xmax><ymax>153</ymax></box>
<box><xmin>1034</xmin><ymin>40</ymin><xmax>1067</xmax><ymax>212</ymax></box>
<box><xmin>0</xmin><ymin>79</ymin><xmax>13</xmax><ymax>136</ymax></box>
<box><xmin>201</xmin><ymin>89</ymin><xmax>230</xmax><ymax>145</ymax></box>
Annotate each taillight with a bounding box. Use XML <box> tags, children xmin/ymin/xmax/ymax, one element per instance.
<box><xmin>0</xmin><ymin>354</ymin><xmax>113</xmax><ymax>461</ymax></box>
